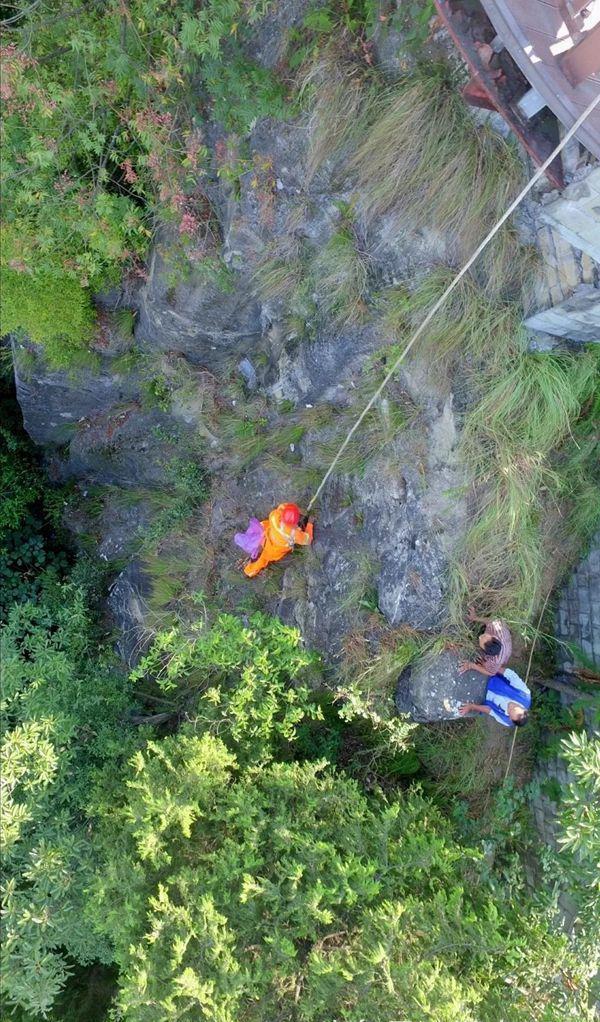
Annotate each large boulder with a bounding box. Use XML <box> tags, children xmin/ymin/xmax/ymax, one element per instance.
<box><xmin>269</xmin><ymin>321</ymin><xmax>384</xmax><ymax>404</ymax></box>
<box><xmin>395</xmin><ymin>650</ymin><xmax>487</xmax><ymax>722</ymax></box>
<box><xmin>357</xmin><ymin>460</ymin><xmax>448</xmax><ymax>631</ymax></box>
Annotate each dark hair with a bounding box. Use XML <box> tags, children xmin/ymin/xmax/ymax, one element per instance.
<box><xmin>483</xmin><ymin>637</ymin><xmax>502</xmax><ymax>656</ymax></box>
<box><xmin>513</xmin><ymin>712</ymin><xmax>529</xmax><ymax>727</ymax></box>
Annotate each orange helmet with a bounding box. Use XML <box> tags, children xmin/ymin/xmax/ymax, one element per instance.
<box><xmin>281</xmin><ymin>503</ymin><xmax>300</xmax><ymax>526</ymax></box>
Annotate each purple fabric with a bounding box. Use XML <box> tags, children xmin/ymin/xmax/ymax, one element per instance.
<box><xmin>234</xmin><ymin>518</ymin><xmax>265</xmax><ymax>559</ymax></box>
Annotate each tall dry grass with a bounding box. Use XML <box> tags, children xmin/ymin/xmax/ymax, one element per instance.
<box><xmin>382</xmin><ymin>268</ymin><xmax>526</xmax><ymax>368</ymax></box>
<box><xmin>299</xmin><ymin>48</ymin><xmax>372</xmax><ymax>182</ymax></box>
<box><xmin>304</xmin><ymin>58</ymin><xmax>526</xmax><ymax>291</ymax></box>
<box><xmin>451</xmin><ymin>348</ymin><xmax>600</xmax><ymax>627</ymax></box>
<box><xmin>349</xmin><ymin>68</ymin><xmax>524</xmax><ymax>261</ymax></box>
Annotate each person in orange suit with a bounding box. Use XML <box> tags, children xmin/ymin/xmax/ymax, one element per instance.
<box><xmin>243</xmin><ymin>502</ymin><xmax>313</xmax><ymax>577</ymax></box>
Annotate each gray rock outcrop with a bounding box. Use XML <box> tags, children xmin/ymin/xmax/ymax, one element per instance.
<box><xmin>107</xmin><ymin>561</ymin><xmax>153</xmax><ymax>667</ymax></box>
<box><xmin>10</xmin><ymin>2</ymin><xmax>470</xmax><ymax>686</ymax></box>
<box><xmin>135</xmin><ymin>229</ymin><xmax>262</xmax><ymax>368</ymax></box>
<box><xmin>395</xmin><ymin>651</ymin><xmax>487</xmax><ymax>722</ymax></box>
<box><xmin>525</xmin><ymin>283</ymin><xmax>600</xmax><ymax>344</ymax></box>
<box><xmin>13</xmin><ymin>346</ymin><xmax>139</xmax><ymax>448</ymax></box>
<box><xmin>539</xmin><ymin>167</ymin><xmax>600</xmax><ymax>263</ymax></box>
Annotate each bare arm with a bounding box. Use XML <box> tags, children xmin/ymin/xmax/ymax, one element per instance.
<box><xmin>459</xmin><ymin>703</ymin><xmax>491</xmax><ymax>716</ymax></box>
<box><xmin>294</xmin><ymin>522</ymin><xmax>313</xmax><ymax>546</ymax></box>
<box><xmin>459</xmin><ymin>660</ymin><xmax>497</xmax><ymax>677</ymax></box>
<box><xmin>467</xmin><ymin>606</ymin><xmax>489</xmax><ymax>626</ymax></box>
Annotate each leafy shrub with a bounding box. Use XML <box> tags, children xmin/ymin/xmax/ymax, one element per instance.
<box><xmin>0</xmin><ymin>516</ymin><xmax>69</xmax><ymax>619</ymax></box>
<box><xmin>141</xmin><ymin>375</ymin><xmax>172</xmax><ymax>412</ymax></box>
<box><xmin>141</xmin><ymin>456</ymin><xmax>209</xmax><ymax>546</ymax></box>
<box><xmin>130</xmin><ymin>612</ymin><xmax>321</xmax><ymax>764</ymax></box>
<box><xmin>0</xmin><ymin>424</ymin><xmax>42</xmax><ymax>538</ymax></box>
<box><xmin>291</xmin><ymin>692</ymin><xmax>421</xmax><ymax>779</ymax></box>
<box><xmin>287</xmin><ymin>0</ymin><xmax>380</xmax><ymax>71</ymax></box>
<box><xmin>557</xmin><ymin>730</ymin><xmax>600</xmax><ymax>937</ymax></box>
<box><xmin>0</xmin><ymin>401</ymin><xmax>71</xmax><ymax>620</ymax></box>
<box><xmin>396</xmin><ymin>0</ymin><xmax>437</xmax><ymax>52</ymax></box>
<box><xmin>0</xmin><ymin>267</ymin><xmax>94</xmax><ymax>367</ymax></box>
<box><xmin>202</xmin><ymin>55</ymin><xmax>288</xmax><ymax>133</ymax></box>
<box><xmin>1</xmin><ymin>587</ymin><xmax>596</xmax><ymax>1021</ymax></box>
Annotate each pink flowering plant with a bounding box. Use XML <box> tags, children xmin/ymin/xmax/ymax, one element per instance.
<box><xmin>0</xmin><ymin>0</ymin><xmax>284</xmax><ymax>362</ymax></box>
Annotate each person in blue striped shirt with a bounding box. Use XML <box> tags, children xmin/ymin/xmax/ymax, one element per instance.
<box><xmin>458</xmin><ymin>667</ymin><xmax>531</xmax><ymax>727</ymax></box>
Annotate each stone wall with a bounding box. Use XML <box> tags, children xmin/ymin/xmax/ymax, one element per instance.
<box><xmin>524</xmin><ymin>283</ymin><xmax>600</xmax><ymax>344</ymax></box>
<box><xmin>525</xmin><ymin>183</ymin><xmax>600</xmax><ymax>348</ymax></box>
<box><xmin>530</xmin><ymin>532</ymin><xmax>600</xmax><ymax>930</ymax></box>
<box><xmin>555</xmin><ymin>536</ymin><xmax>600</xmax><ymax>670</ymax></box>
<box><xmin>539</xmin><ymin>166</ymin><xmax>600</xmax><ymax>263</ymax></box>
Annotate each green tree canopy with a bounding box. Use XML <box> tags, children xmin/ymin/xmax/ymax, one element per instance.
<box><xmin>89</xmin><ymin>733</ymin><xmax>592</xmax><ymax>1022</ymax></box>
<box><xmin>0</xmin><ymin>584</ymin><xmax>140</xmax><ymax>1016</ymax></box>
<box><xmin>79</xmin><ymin>619</ymin><xmax>594</xmax><ymax>1022</ymax></box>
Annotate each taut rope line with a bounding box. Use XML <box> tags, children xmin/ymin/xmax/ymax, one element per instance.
<box><xmin>306</xmin><ymin>91</ymin><xmax>600</xmax><ymax>514</ymax></box>
<box><xmin>503</xmin><ymin>587</ymin><xmax>553</xmax><ymax>781</ymax></box>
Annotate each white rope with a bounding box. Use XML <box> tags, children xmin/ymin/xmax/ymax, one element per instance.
<box><xmin>503</xmin><ymin>587</ymin><xmax>552</xmax><ymax>781</ymax></box>
<box><xmin>306</xmin><ymin>91</ymin><xmax>600</xmax><ymax>513</ymax></box>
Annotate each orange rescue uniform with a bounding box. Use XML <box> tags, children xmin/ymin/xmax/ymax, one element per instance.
<box><xmin>244</xmin><ymin>503</ymin><xmax>313</xmax><ymax>577</ymax></box>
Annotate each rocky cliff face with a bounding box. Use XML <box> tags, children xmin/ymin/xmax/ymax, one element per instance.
<box><xmin>12</xmin><ymin>5</ymin><xmax>473</xmax><ymax>706</ymax></box>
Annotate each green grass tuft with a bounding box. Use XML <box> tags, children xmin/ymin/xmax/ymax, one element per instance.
<box><xmin>339</xmin><ymin>551</ymin><xmax>380</xmax><ymax>612</ymax></box>
<box><xmin>252</xmin><ymin>219</ymin><xmax>319</xmax><ymax>337</ymax></box>
<box><xmin>382</xmin><ymin>268</ymin><xmax>526</xmax><ymax>368</ymax></box>
<box><xmin>311</xmin><ymin>224</ymin><xmax>370</xmax><ymax>326</ymax></box>
<box><xmin>253</xmin><ymin>254</ymin><xmax>306</xmax><ymax>302</ymax></box>
<box><xmin>219</xmin><ymin>411</ymin><xmax>269</xmax><ymax>467</ymax></box>
<box><xmin>113</xmin><ymin>307</ymin><xmax>136</xmax><ymax>338</ymax></box>
<box><xmin>338</xmin><ymin>630</ymin><xmax>447</xmax><ymax>731</ymax></box>
<box><xmin>413</xmin><ymin>717</ymin><xmax>509</xmax><ymax>804</ymax></box>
